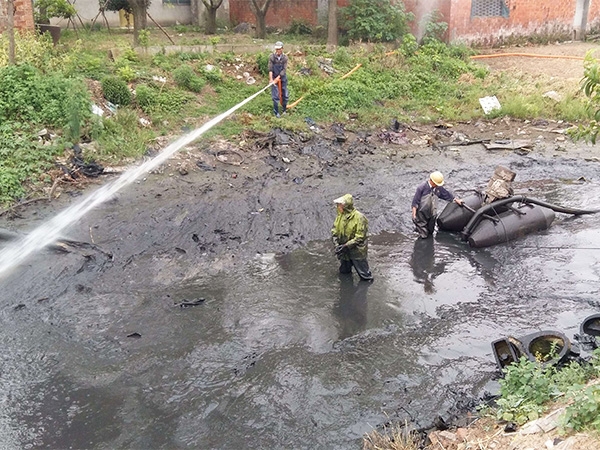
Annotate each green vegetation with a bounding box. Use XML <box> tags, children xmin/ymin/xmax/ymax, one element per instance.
<box><xmin>0</xmin><ymin>27</ymin><xmax>593</xmax><ymax>206</ymax></box>
<box><xmin>482</xmin><ymin>349</ymin><xmax>600</xmax><ymax>433</ymax></box>
<box><xmin>570</xmin><ymin>51</ymin><xmax>600</xmax><ymax>143</ymax></box>
<box><xmin>341</xmin><ymin>0</ymin><xmax>414</xmax><ymax>43</ymax></box>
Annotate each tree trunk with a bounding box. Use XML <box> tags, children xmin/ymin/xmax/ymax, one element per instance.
<box><xmin>327</xmin><ymin>0</ymin><xmax>338</xmax><ymax>50</ymax></box>
<box><xmin>7</xmin><ymin>0</ymin><xmax>15</xmax><ymax>64</ymax></box>
<box><xmin>250</xmin><ymin>0</ymin><xmax>273</xmax><ymax>39</ymax></box>
<box><xmin>205</xmin><ymin>7</ymin><xmax>217</xmax><ymax>34</ymax></box>
<box><xmin>129</xmin><ymin>0</ymin><xmax>149</xmax><ymax>46</ymax></box>
<box><xmin>202</xmin><ymin>0</ymin><xmax>223</xmax><ymax>34</ymax></box>
<box><xmin>191</xmin><ymin>0</ymin><xmax>201</xmax><ymax>26</ymax></box>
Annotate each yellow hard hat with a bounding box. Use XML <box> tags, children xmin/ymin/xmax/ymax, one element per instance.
<box><xmin>430</xmin><ymin>171</ymin><xmax>444</xmax><ymax>186</ymax></box>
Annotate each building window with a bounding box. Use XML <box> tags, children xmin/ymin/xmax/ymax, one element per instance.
<box><xmin>163</xmin><ymin>0</ymin><xmax>191</xmax><ymax>5</ymax></box>
<box><xmin>471</xmin><ymin>0</ymin><xmax>509</xmax><ymax>18</ymax></box>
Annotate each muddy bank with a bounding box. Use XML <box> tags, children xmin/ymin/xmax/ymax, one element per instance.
<box><xmin>1</xmin><ymin>118</ymin><xmax>600</xmax><ymax>449</ymax></box>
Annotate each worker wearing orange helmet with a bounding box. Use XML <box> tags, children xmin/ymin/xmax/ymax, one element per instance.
<box><xmin>411</xmin><ymin>171</ymin><xmax>463</xmax><ymax>239</ymax></box>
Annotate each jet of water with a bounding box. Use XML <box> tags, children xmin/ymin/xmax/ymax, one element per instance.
<box><xmin>0</xmin><ymin>83</ymin><xmax>273</xmax><ymax>277</ymax></box>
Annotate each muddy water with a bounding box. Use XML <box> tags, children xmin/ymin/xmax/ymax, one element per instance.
<box><xmin>1</xmin><ymin>138</ymin><xmax>600</xmax><ymax>449</ymax></box>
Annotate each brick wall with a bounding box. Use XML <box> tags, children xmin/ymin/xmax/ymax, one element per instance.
<box><xmin>444</xmin><ymin>0</ymin><xmax>580</xmax><ymax>45</ymax></box>
<box><xmin>0</xmin><ymin>0</ymin><xmax>35</xmax><ymax>32</ymax></box>
<box><xmin>230</xmin><ymin>0</ymin><xmax>348</xmax><ymax>29</ymax></box>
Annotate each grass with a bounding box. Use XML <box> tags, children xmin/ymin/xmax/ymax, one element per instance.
<box><xmin>0</xmin><ymin>27</ymin><xmax>594</xmax><ymax>206</ymax></box>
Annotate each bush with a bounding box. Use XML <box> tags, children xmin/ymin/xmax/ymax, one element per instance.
<box><xmin>135</xmin><ymin>84</ymin><xmax>157</xmax><ymax>111</ymax></box>
<box><xmin>341</xmin><ymin>0</ymin><xmax>413</xmax><ymax>43</ymax></box>
<box><xmin>256</xmin><ymin>52</ymin><xmax>270</xmax><ymax>76</ymax></box>
<box><xmin>287</xmin><ymin>20</ymin><xmax>312</xmax><ymax>35</ymax></box>
<box><xmin>173</xmin><ymin>64</ymin><xmax>205</xmax><ymax>93</ymax></box>
<box><xmin>0</xmin><ymin>64</ymin><xmax>90</xmax><ymax>127</ymax></box>
<box><xmin>101</xmin><ymin>76</ymin><xmax>132</xmax><ymax>106</ymax></box>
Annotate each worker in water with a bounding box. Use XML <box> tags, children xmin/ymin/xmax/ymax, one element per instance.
<box><xmin>412</xmin><ymin>171</ymin><xmax>463</xmax><ymax>239</ymax></box>
<box><xmin>331</xmin><ymin>194</ymin><xmax>373</xmax><ymax>281</ymax></box>
<box><xmin>268</xmin><ymin>41</ymin><xmax>288</xmax><ymax>118</ymax></box>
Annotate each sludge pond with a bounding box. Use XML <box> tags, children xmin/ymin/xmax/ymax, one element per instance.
<box><xmin>1</xmin><ymin>130</ymin><xmax>599</xmax><ymax>449</ymax></box>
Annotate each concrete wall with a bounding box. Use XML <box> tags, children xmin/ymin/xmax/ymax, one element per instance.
<box><xmin>0</xmin><ymin>0</ymin><xmax>35</xmax><ymax>32</ymax></box>
<box><xmin>49</xmin><ymin>0</ymin><xmax>230</xmax><ymax>28</ymax></box>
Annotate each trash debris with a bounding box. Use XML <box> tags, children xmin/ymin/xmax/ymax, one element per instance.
<box><xmin>479</xmin><ymin>95</ymin><xmax>502</xmax><ymax>114</ymax></box>
<box><xmin>127</xmin><ymin>332</ymin><xmax>142</xmax><ymax>338</ymax></box>
<box><xmin>317</xmin><ymin>58</ymin><xmax>336</xmax><ymax>75</ymax></box>
<box><xmin>542</xmin><ymin>90</ymin><xmax>562</xmax><ymax>102</ymax></box>
<box><xmin>304</xmin><ymin>117</ymin><xmax>320</xmax><ymax>132</ymax></box>
<box><xmin>196</xmin><ymin>161</ymin><xmax>216</xmax><ymax>171</ymax></box>
<box><xmin>331</xmin><ymin>123</ymin><xmax>347</xmax><ymax>142</ymax></box>
<box><xmin>216</xmin><ymin>150</ymin><xmax>244</xmax><ymax>166</ymax></box>
<box><xmin>70</xmin><ymin>144</ymin><xmax>104</xmax><ymax>177</ymax></box>
<box><xmin>152</xmin><ymin>75</ymin><xmax>167</xmax><ymax>83</ymax></box>
<box><xmin>91</xmin><ymin>104</ymin><xmax>104</xmax><ymax>117</ymax></box>
<box><xmin>378</xmin><ymin>130</ymin><xmax>409</xmax><ymax>145</ymax></box>
<box><xmin>483</xmin><ymin>139</ymin><xmax>533</xmax><ymax>151</ymax></box>
<box><xmin>139</xmin><ymin>117</ymin><xmax>151</xmax><ymax>127</ymax></box>
<box><xmin>175</xmin><ymin>298</ymin><xmax>206</xmax><ymax>308</ymax></box>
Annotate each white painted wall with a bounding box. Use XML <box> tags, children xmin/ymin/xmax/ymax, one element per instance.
<box><xmin>51</xmin><ymin>0</ymin><xmax>230</xmax><ymax>28</ymax></box>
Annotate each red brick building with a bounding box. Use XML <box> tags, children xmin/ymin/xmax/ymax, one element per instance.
<box><xmin>0</xmin><ymin>0</ymin><xmax>35</xmax><ymax>32</ymax></box>
<box><xmin>229</xmin><ymin>0</ymin><xmax>600</xmax><ymax>46</ymax></box>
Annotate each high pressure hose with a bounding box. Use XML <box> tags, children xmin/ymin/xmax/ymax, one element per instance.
<box><xmin>460</xmin><ymin>196</ymin><xmax>600</xmax><ymax>241</ymax></box>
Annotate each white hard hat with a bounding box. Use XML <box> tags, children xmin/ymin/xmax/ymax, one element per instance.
<box><xmin>430</xmin><ymin>171</ymin><xmax>445</xmax><ymax>186</ymax></box>
<box><xmin>274</xmin><ymin>41</ymin><xmax>284</xmax><ymax>49</ymax></box>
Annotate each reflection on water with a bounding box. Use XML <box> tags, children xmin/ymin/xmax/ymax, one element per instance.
<box><xmin>410</xmin><ymin>237</ymin><xmax>446</xmax><ymax>293</ymax></box>
<box><xmin>333</xmin><ymin>274</ymin><xmax>370</xmax><ymax>340</ymax></box>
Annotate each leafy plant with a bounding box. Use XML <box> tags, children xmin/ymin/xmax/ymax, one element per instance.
<box><xmin>101</xmin><ymin>75</ymin><xmax>132</xmax><ymax>106</ymax></box>
<box><xmin>256</xmin><ymin>51</ymin><xmax>270</xmax><ymax>76</ymax></box>
<box><xmin>561</xmin><ymin>384</ymin><xmax>600</xmax><ymax>432</ymax></box>
<box><xmin>420</xmin><ymin>10</ymin><xmax>448</xmax><ymax>44</ymax></box>
<box><xmin>116</xmin><ymin>65</ymin><xmax>137</xmax><ymax>82</ymax></box>
<box><xmin>34</xmin><ymin>0</ymin><xmax>76</xmax><ymax>24</ymax></box>
<box><xmin>569</xmin><ymin>51</ymin><xmax>600</xmax><ymax>143</ymax></box>
<box><xmin>173</xmin><ymin>64</ymin><xmax>205</xmax><ymax>93</ymax></box>
<box><xmin>287</xmin><ymin>20</ymin><xmax>312</xmax><ymax>35</ymax></box>
<box><xmin>341</xmin><ymin>0</ymin><xmax>414</xmax><ymax>43</ymax></box>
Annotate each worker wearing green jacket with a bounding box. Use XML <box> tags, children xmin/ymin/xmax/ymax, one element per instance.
<box><xmin>331</xmin><ymin>194</ymin><xmax>373</xmax><ymax>281</ymax></box>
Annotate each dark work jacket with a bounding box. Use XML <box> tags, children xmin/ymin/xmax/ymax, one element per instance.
<box><xmin>268</xmin><ymin>53</ymin><xmax>288</xmax><ymax>79</ymax></box>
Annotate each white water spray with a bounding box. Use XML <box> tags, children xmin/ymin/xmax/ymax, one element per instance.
<box><xmin>0</xmin><ymin>83</ymin><xmax>273</xmax><ymax>277</ymax></box>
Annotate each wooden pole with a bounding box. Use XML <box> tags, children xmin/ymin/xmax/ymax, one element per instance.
<box><xmin>146</xmin><ymin>12</ymin><xmax>175</xmax><ymax>45</ymax></box>
<box><xmin>7</xmin><ymin>0</ymin><xmax>15</xmax><ymax>64</ymax></box>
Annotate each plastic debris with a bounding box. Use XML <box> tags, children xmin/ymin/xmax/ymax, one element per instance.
<box><xmin>91</xmin><ymin>104</ymin><xmax>104</xmax><ymax>116</ymax></box>
<box><xmin>479</xmin><ymin>95</ymin><xmax>501</xmax><ymax>114</ymax></box>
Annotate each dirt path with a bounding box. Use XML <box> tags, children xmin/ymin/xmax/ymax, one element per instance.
<box><xmin>474</xmin><ymin>40</ymin><xmax>597</xmax><ymax>81</ymax></box>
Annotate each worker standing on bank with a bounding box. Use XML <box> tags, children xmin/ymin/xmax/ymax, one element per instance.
<box><xmin>268</xmin><ymin>41</ymin><xmax>288</xmax><ymax>118</ymax></box>
<box><xmin>332</xmin><ymin>194</ymin><xmax>373</xmax><ymax>281</ymax></box>
<box><xmin>412</xmin><ymin>171</ymin><xmax>463</xmax><ymax>239</ymax></box>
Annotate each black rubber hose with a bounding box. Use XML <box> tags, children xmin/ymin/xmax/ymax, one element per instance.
<box><xmin>461</xmin><ymin>196</ymin><xmax>600</xmax><ymax>241</ymax></box>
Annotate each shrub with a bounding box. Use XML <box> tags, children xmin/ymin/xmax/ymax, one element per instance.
<box><xmin>0</xmin><ymin>64</ymin><xmax>90</xmax><ymax>127</ymax></box>
<box><xmin>101</xmin><ymin>76</ymin><xmax>132</xmax><ymax>106</ymax></box>
<box><xmin>256</xmin><ymin>52</ymin><xmax>270</xmax><ymax>76</ymax></box>
<box><xmin>135</xmin><ymin>84</ymin><xmax>157</xmax><ymax>111</ymax></box>
<box><xmin>341</xmin><ymin>0</ymin><xmax>414</xmax><ymax>43</ymax></box>
<box><xmin>287</xmin><ymin>20</ymin><xmax>312</xmax><ymax>35</ymax></box>
<box><xmin>173</xmin><ymin>64</ymin><xmax>205</xmax><ymax>93</ymax></box>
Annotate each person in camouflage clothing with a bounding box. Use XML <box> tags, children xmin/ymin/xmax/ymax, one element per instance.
<box><xmin>331</xmin><ymin>194</ymin><xmax>373</xmax><ymax>281</ymax></box>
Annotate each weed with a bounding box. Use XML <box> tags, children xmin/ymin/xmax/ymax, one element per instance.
<box><xmin>173</xmin><ymin>65</ymin><xmax>205</xmax><ymax>93</ymax></box>
<box><xmin>101</xmin><ymin>76</ymin><xmax>132</xmax><ymax>106</ymax></box>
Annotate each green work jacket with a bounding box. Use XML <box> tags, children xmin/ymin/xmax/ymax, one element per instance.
<box><xmin>331</xmin><ymin>207</ymin><xmax>369</xmax><ymax>261</ymax></box>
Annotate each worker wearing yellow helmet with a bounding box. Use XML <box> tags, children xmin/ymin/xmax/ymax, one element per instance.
<box><xmin>411</xmin><ymin>171</ymin><xmax>463</xmax><ymax>239</ymax></box>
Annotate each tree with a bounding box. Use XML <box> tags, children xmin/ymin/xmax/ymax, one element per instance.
<box><xmin>104</xmin><ymin>0</ymin><xmax>149</xmax><ymax>46</ymax></box>
<box><xmin>327</xmin><ymin>0</ymin><xmax>337</xmax><ymax>50</ymax></box>
<box><xmin>34</xmin><ymin>0</ymin><xmax>76</xmax><ymax>24</ymax></box>
<box><xmin>7</xmin><ymin>0</ymin><xmax>15</xmax><ymax>64</ymax></box>
<box><xmin>202</xmin><ymin>0</ymin><xmax>223</xmax><ymax>34</ymax></box>
<box><xmin>342</xmin><ymin>0</ymin><xmax>413</xmax><ymax>43</ymax></box>
<box><xmin>250</xmin><ymin>0</ymin><xmax>273</xmax><ymax>39</ymax></box>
